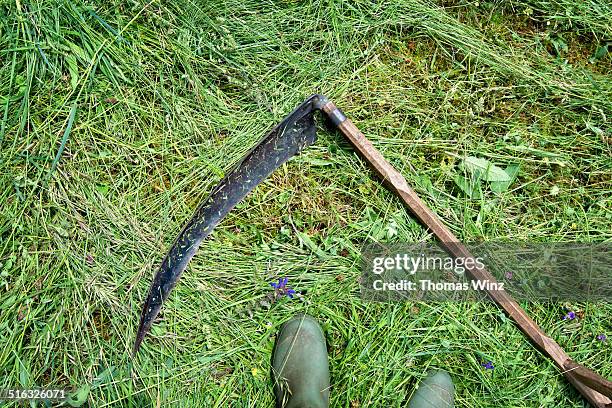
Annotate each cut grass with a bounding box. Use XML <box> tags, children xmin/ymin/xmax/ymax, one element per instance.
<box><xmin>0</xmin><ymin>0</ymin><xmax>610</xmax><ymax>406</ymax></box>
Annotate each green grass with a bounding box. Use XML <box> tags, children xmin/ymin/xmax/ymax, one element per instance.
<box><xmin>1</xmin><ymin>0</ymin><xmax>611</xmax><ymax>406</ymax></box>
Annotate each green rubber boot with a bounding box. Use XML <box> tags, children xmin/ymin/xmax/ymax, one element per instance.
<box><xmin>272</xmin><ymin>315</ymin><xmax>330</xmax><ymax>408</ymax></box>
<box><xmin>407</xmin><ymin>370</ymin><xmax>455</xmax><ymax>408</ymax></box>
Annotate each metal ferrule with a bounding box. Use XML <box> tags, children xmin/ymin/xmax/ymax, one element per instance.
<box><xmin>326</xmin><ymin>106</ymin><xmax>347</xmax><ymax>127</ymax></box>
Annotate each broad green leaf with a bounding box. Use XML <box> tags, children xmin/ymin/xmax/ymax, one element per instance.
<box><xmin>460</xmin><ymin>156</ymin><xmax>510</xmax><ymax>182</ymax></box>
<box><xmin>93</xmin><ymin>366</ymin><xmax>117</xmax><ymax>386</ymax></box>
<box><xmin>296</xmin><ymin>231</ymin><xmax>327</xmax><ymax>260</ymax></box>
<box><xmin>66</xmin><ymin>41</ymin><xmax>88</xmax><ymax>62</ymax></box>
<box><xmin>490</xmin><ymin>164</ymin><xmax>520</xmax><ymax>193</ymax></box>
<box><xmin>2</xmin><ymin>255</ymin><xmax>14</xmax><ymax>271</ymax></box>
<box><xmin>386</xmin><ymin>219</ymin><xmax>398</xmax><ymax>239</ymax></box>
<box><xmin>66</xmin><ymin>385</ymin><xmax>90</xmax><ymax>407</ymax></box>
<box><xmin>589</xmin><ymin>43</ymin><xmax>609</xmax><ymax>63</ymax></box>
<box><xmin>550</xmin><ymin>35</ymin><xmax>568</xmax><ymax>55</ymax></box>
<box><xmin>96</xmin><ymin>184</ymin><xmax>109</xmax><ymax>195</ymax></box>
<box><xmin>454</xmin><ymin>174</ymin><xmax>482</xmax><ymax>199</ymax></box>
<box><xmin>66</xmin><ymin>54</ymin><xmax>79</xmax><ymax>90</ymax></box>
<box><xmin>19</xmin><ymin>362</ymin><xmax>29</xmax><ymax>387</ymax></box>
<box><xmin>416</xmin><ymin>175</ymin><xmax>434</xmax><ymax>194</ymax></box>
<box><xmin>2</xmin><ymin>295</ymin><xmax>16</xmax><ymax>309</ymax></box>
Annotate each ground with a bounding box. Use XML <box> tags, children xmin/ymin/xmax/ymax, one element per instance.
<box><xmin>0</xmin><ymin>0</ymin><xmax>611</xmax><ymax>406</ymax></box>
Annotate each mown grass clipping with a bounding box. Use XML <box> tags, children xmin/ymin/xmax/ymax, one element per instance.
<box><xmin>0</xmin><ymin>0</ymin><xmax>610</xmax><ymax>406</ymax></box>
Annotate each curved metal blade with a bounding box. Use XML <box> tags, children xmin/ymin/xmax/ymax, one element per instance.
<box><xmin>134</xmin><ymin>96</ymin><xmax>320</xmax><ymax>352</ymax></box>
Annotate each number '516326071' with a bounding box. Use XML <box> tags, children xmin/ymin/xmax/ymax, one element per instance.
<box><xmin>0</xmin><ymin>388</ymin><xmax>67</xmax><ymax>400</ymax></box>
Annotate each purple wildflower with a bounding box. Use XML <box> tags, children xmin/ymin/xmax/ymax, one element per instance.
<box><xmin>597</xmin><ymin>334</ymin><xmax>607</xmax><ymax>342</ymax></box>
<box><xmin>270</xmin><ymin>277</ymin><xmax>296</xmax><ymax>299</ymax></box>
<box><xmin>504</xmin><ymin>271</ymin><xmax>513</xmax><ymax>280</ymax></box>
<box><xmin>563</xmin><ymin>311</ymin><xmax>576</xmax><ymax>321</ymax></box>
<box><xmin>481</xmin><ymin>361</ymin><xmax>494</xmax><ymax>370</ymax></box>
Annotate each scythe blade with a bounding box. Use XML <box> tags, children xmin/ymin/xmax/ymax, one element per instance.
<box><xmin>134</xmin><ymin>95</ymin><xmax>322</xmax><ymax>352</ymax></box>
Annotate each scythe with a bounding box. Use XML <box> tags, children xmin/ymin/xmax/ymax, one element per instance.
<box><xmin>134</xmin><ymin>95</ymin><xmax>612</xmax><ymax>407</ymax></box>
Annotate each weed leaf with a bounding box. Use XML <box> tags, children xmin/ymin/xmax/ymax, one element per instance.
<box><xmin>454</xmin><ymin>174</ymin><xmax>482</xmax><ymax>199</ymax></box>
<box><xmin>296</xmin><ymin>230</ymin><xmax>327</xmax><ymax>260</ymax></box>
<box><xmin>460</xmin><ymin>157</ymin><xmax>510</xmax><ymax>182</ymax></box>
<box><xmin>590</xmin><ymin>43</ymin><xmax>609</xmax><ymax>63</ymax></box>
<box><xmin>66</xmin><ymin>54</ymin><xmax>79</xmax><ymax>90</ymax></box>
<box><xmin>66</xmin><ymin>385</ymin><xmax>90</xmax><ymax>407</ymax></box>
<box><xmin>490</xmin><ymin>164</ymin><xmax>520</xmax><ymax>193</ymax></box>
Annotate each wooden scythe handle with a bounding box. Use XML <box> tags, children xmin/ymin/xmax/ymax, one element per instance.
<box><xmin>322</xmin><ymin>100</ymin><xmax>612</xmax><ymax>408</ymax></box>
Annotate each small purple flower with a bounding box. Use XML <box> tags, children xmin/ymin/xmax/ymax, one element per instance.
<box><xmin>504</xmin><ymin>271</ymin><xmax>513</xmax><ymax>280</ymax></box>
<box><xmin>270</xmin><ymin>277</ymin><xmax>287</xmax><ymax>289</ymax></box>
<box><xmin>481</xmin><ymin>361</ymin><xmax>494</xmax><ymax>370</ymax></box>
<box><xmin>270</xmin><ymin>277</ymin><xmax>296</xmax><ymax>299</ymax></box>
<box><xmin>563</xmin><ymin>311</ymin><xmax>576</xmax><ymax>321</ymax></box>
<box><xmin>597</xmin><ymin>334</ymin><xmax>607</xmax><ymax>342</ymax></box>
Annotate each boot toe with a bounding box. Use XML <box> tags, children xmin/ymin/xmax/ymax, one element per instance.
<box><xmin>407</xmin><ymin>369</ymin><xmax>455</xmax><ymax>408</ymax></box>
<box><xmin>272</xmin><ymin>315</ymin><xmax>330</xmax><ymax>408</ymax></box>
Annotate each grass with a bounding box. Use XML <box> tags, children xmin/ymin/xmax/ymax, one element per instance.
<box><xmin>0</xmin><ymin>0</ymin><xmax>611</xmax><ymax>406</ymax></box>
